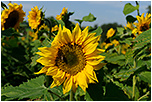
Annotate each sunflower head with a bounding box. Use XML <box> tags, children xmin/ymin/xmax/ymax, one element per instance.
<box><xmin>126</xmin><ymin>22</ymin><xmax>134</xmax><ymax>30</ymax></box>
<box><xmin>106</xmin><ymin>28</ymin><xmax>115</xmax><ymax>39</ymax></box>
<box><xmin>111</xmin><ymin>39</ymin><xmax>119</xmax><ymax>47</ymax></box>
<box><xmin>35</xmin><ymin>23</ymin><xmax>106</xmax><ymax>94</ymax></box>
<box><xmin>133</xmin><ymin>13</ymin><xmax>151</xmax><ymax>35</ymax></box>
<box><xmin>1</xmin><ymin>3</ymin><xmax>25</xmax><ymax>30</ymax></box>
<box><xmin>28</xmin><ymin>6</ymin><xmax>42</xmax><ymax>29</ymax></box>
<box><xmin>51</xmin><ymin>25</ymin><xmax>59</xmax><ymax>32</ymax></box>
<box><xmin>56</xmin><ymin>7</ymin><xmax>68</xmax><ymax>20</ymax></box>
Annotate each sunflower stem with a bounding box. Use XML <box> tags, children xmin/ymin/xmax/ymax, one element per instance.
<box><xmin>44</xmin><ymin>18</ymin><xmax>55</xmax><ymax>37</ymax></box>
<box><xmin>135</xmin><ymin>1</ymin><xmax>140</xmax><ymax>16</ymax></box>
<box><xmin>132</xmin><ymin>59</ymin><xmax>136</xmax><ymax>100</ymax></box>
<box><xmin>70</xmin><ymin>89</ymin><xmax>74</xmax><ymax>101</ymax></box>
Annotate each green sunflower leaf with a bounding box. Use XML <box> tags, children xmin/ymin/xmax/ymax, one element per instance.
<box><xmin>123</xmin><ymin>85</ymin><xmax>140</xmax><ymax>100</ymax></box>
<box><xmin>103</xmin><ymin>82</ymin><xmax>129</xmax><ymax>101</ymax></box>
<box><xmin>91</xmin><ymin>26</ymin><xmax>103</xmax><ymax>36</ymax></box>
<box><xmin>126</xmin><ymin>15</ymin><xmax>137</xmax><ymax>23</ymax></box>
<box><xmin>1</xmin><ymin>28</ymin><xmax>21</xmax><ymax>37</ymax></box>
<box><xmin>57</xmin><ymin>20</ymin><xmax>65</xmax><ymax>29</ymax></box>
<box><xmin>104</xmin><ymin>53</ymin><xmax>125</xmax><ymax>66</ymax></box>
<box><xmin>1</xmin><ymin>75</ymin><xmax>47</xmax><ymax>101</ymax></box>
<box><xmin>82</xmin><ymin>13</ymin><xmax>96</xmax><ymax>22</ymax></box>
<box><xmin>133</xmin><ymin>29</ymin><xmax>151</xmax><ymax>51</ymax></box>
<box><xmin>138</xmin><ymin>71</ymin><xmax>151</xmax><ymax>84</ymax></box>
<box><xmin>123</xmin><ymin>3</ymin><xmax>139</xmax><ymax>15</ymax></box>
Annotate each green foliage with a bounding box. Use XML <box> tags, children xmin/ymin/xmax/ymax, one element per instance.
<box><xmin>1</xmin><ymin>1</ymin><xmax>151</xmax><ymax>101</ymax></box>
<box><xmin>1</xmin><ymin>75</ymin><xmax>46</xmax><ymax>100</ymax></box>
<box><xmin>123</xmin><ymin>3</ymin><xmax>139</xmax><ymax>15</ymax></box>
<box><xmin>126</xmin><ymin>15</ymin><xmax>137</xmax><ymax>23</ymax></box>
<box><xmin>82</xmin><ymin>13</ymin><xmax>96</xmax><ymax>22</ymax></box>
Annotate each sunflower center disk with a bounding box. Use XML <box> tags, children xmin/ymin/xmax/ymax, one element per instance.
<box><xmin>4</xmin><ymin>10</ymin><xmax>19</xmax><ymax>29</ymax></box>
<box><xmin>140</xmin><ymin>24</ymin><xmax>149</xmax><ymax>31</ymax></box>
<box><xmin>55</xmin><ymin>44</ymin><xmax>86</xmax><ymax>75</ymax></box>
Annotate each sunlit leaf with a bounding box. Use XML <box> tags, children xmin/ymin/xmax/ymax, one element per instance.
<box><xmin>123</xmin><ymin>3</ymin><xmax>139</xmax><ymax>15</ymax></box>
<box><xmin>138</xmin><ymin>71</ymin><xmax>151</xmax><ymax>84</ymax></box>
<box><xmin>1</xmin><ymin>75</ymin><xmax>46</xmax><ymax>101</ymax></box>
<box><xmin>91</xmin><ymin>26</ymin><xmax>103</xmax><ymax>36</ymax></box>
<box><xmin>82</xmin><ymin>13</ymin><xmax>96</xmax><ymax>22</ymax></box>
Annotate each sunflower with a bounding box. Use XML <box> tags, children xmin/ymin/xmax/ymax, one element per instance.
<box><xmin>35</xmin><ymin>23</ymin><xmax>106</xmax><ymax>94</ymax></box>
<box><xmin>51</xmin><ymin>25</ymin><xmax>59</xmax><ymax>32</ymax></box>
<box><xmin>126</xmin><ymin>22</ymin><xmax>134</xmax><ymax>30</ymax></box>
<box><xmin>1</xmin><ymin>3</ymin><xmax>25</xmax><ymax>30</ymax></box>
<box><xmin>29</xmin><ymin>23</ymin><xmax>50</xmax><ymax>41</ymax></box>
<box><xmin>56</xmin><ymin>7</ymin><xmax>68</xmax><ymax>20</ymax></box>
<box><xmin>121</xmin><ymin>44</ymin><xmax>130</xmax><ymax>54</ymax></box>
<box><xmin>132</xmin><ymin>13</ymin><xmax>151</xmax><ymax>35</ymax></box>
<box><xmin>106</xmin><ymin>28</ymin><xmax>115</xmax><ymax>39</ymax></box>
<box><xmin>28</xmin><ymin>6</ymin><xmax>41</xmax><ymax>29</ymax></box>
<box><xmin>111</xmin><ymin>39</ymin><xmax>119</xmax><ymax>47</ymax></box>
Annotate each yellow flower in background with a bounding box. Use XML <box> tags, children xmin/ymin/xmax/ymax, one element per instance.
<box><xmin>56</xmin><ymin>15</ymin><xmax>62</xmax><ymax>20</ymax></box>
<box><xmin>126</xmin><ymin>22</ymin><xmax>134</xmax><ymax>30</ymax></box>
<box><xmin>132</xmin><ymin>13</ymin><xmax>151</xmax><ymax>35</ymax></box>
<box><xmin>105</xmin><ymin>43</ymin><xmax>113</xmax><ymax>49</ymax></box>
<box><xmin>111</xmin><ymin>39</ymin><xmax>119</xmax><ymax>47</ymax></box>
<box><xmin>28</xmin><ymin>6</ymin><xmax>41</xmax><ymax>29</ymax></box>
<box><xmin>100</xmin><ymin>42</ymin><xmax>106</xmax><ymax>49</ymax></box>
<box><xmin>39</xmin><ymin>23</ymin><xmax>50</xmax><ymax>31</ymax></box>
<box><xmin>35</xmin><ymin>23</ymin><xmax>105</xmax><ymax>94</ymax></box>
<box><xmin>61</xmin><ymin>7</ymin><xmax>68</xmax><ymax>15</ymax></box>
<box><xmin>51</xmin><ymin>25</ymin><xmax>59</xmax><ymax>32</ymax></box>
<box><xmin>106</xmin><ymin>28</ymin><xmax>115</xmax><ymax>38</ymax></box>
<box><xmin>56</xmin><ymin>7</ymin><xmax>68</xmax><ymax>20</ymax></box>
<box><xmin>29</xmin><ymin>31</ymin><xmax>38</xmax><ymax>41</ymax></box>
<box><xmin>121</xmin><ymin>44</ymin><xmax>130</xmax><ymax>54</ymax></box>
<box><xmin>29</xmin><ymin>23</ymin><xmax>50</xmax><ymax>41</ymax></box>
<box><xmin>1</xmin><ymin>3</ymin><xmax>25</xmax><ymax>30</ymax></box>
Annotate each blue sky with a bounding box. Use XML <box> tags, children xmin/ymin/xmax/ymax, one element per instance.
<box><xmin>2</xmin><ymin>1</ymin><xmax>151</xmax><ymax>27</ymax></box>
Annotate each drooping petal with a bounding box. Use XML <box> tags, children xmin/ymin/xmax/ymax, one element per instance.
<box><xmin>34</xmin><ymin>66</ymin><xmax>50</xmax><ymax>74</ymax></box>
<box><xmin>87</xmin><ymin>56</ymin><xmax>105</xmax><ymax>66</ymax></box>
<box><xmin>50</xmin><ymin>77</ymin><xmax>66</xmax><ymax>88</ymax></box>
<box><xmin>63</xmin><ymin>76</ymin><xmax>73</xmax><ymax>94</ymax></box>
<box><xmin>85</xmin><ymin>64</ymin><xmax>98</xmax><ymax>82</ymax></box>
<box><xmin>46</xmin><ymin>66</ymin><xmax>58</xmax><ymax>76</ymax></box>
<box><xmin>93</xmin><ymin>63</ymin><xmax>107</xmax><ymax>70</ymax></box>
<box><xmin>76</xmin><ymin>71</ymin><xmax>88</xmax><ymax>92</ymax></box>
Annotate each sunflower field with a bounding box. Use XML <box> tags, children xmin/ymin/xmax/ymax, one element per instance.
<box><xmin>1</xmin><ymin>1</ymin><xmax>151</xmax><ymax>101</ymax></box>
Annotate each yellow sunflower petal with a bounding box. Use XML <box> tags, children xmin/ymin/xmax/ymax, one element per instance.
<box><xmin>63</xmin><ymin>76</ymin><xmax>73</xmax><ymax>94</ymax></box>
<box><xmin>84</xmin><ymin>43</ymin><xmax>98</xmax><ymax>55</ymax></box>
<box><xmin>72</xmin><ymin>82</ymin><xmax>78</xmax><ymax>93</ymax></box>
<box><xmin>85</xmin><ymin>64</ymin><xmax>98</xmax><ymax>82</ymax></box>
<box><xmin>36</xmin><ymin>57</ymin><xmax>55</xmax><ymax>66</ymax></box>
<box><xmin>53</xmin><ymin>69</ymin><xmax>65</xmax><ymax>79</ymax></box>
<box><xmin>76</xmin><ymin>71</ymin><xmax>88</xmax><ymax>92</ymax></box>
<box><xmin>87</xmin><ymin>56</ymin><xmax>105</xmax><ymax>66</ymax></box>
<box><xmin>93</xmin><ymin>63</ymin><xmax>107</xmax><ymax>70</ymax></box>
<box><xmin>46</xmin><ymin>66</ymin><xmax>58</xmax><ymax>76</ymax></box>
<box><xmin>62</xmin><ymin>26</ymin><xmax>72</xmax><ymax>43</ymax></box>
<box><xmin>78</xmin><ymin>26</ymin><xmax>89</xmax><ymax>44</ymax></box>
<box><xmin>82</xmin><ymin>36</ymin><xmax>98</xmax><ymax>47</ymax></box>
<box><xmin>34</xmin><ymin>66</ymin><xmax>50</xmax><ymax>74</ymax></box>
<box><xmin>72</xmin><ymin>23</ymin><xmax>81</xmax><ymax>44</ymax></box>
<box><xmin>50</xmin><ymin>77</ymin><xmax>65</xmax><ymax>88</ymax></box>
